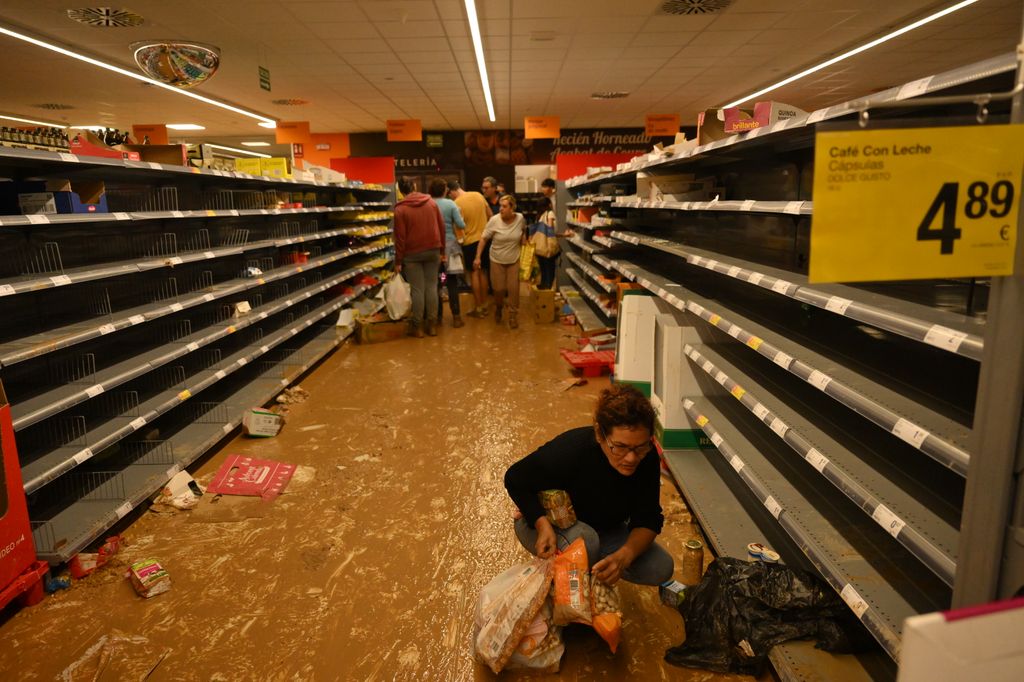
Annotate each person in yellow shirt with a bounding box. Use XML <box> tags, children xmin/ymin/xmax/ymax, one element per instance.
<box><xmin>450</xmin><ymin>180</ymin><xmax>493</xmax><ymax>317</ymax></box>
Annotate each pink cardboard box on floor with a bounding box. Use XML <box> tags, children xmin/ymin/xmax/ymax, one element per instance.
<box><xmin>206</xmin><ymin>454</ymin><xmax>296</xmax><ymax>500</ymax></box>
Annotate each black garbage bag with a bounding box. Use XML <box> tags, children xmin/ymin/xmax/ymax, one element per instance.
<box><xmin>665</xmin><ymin>557</ymin><xmax>874</xmax><ymax>675</ymax></box>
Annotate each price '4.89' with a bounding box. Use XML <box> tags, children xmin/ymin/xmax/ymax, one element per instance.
<box><xmin>917</xmin><ymin>180</ymin><xmax>1015</xmax><ymax>254</ymax></box>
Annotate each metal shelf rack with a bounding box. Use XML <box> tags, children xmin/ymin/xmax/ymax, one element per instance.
<box><xmin>0</xmin><ymin>155</ymin><xmax>393</xmax><ymax>565</ymax></box>
<box><xmin>556</xmin><ymin>53</ymin><xmax>1024</xmax><ymax>675</ymax></box>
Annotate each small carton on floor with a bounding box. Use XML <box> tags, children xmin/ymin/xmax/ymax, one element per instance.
<box><xmin>129</xmin><ymin>559</ymin><xmax>171</xmax><ymax>598</ymax></box>
<box><xmin>531</xmin><ymin>286</ymin><xmax>557</xmax><ymax>323</ymax></box>
<box><xmin>242</xmin><ymin>407</ymin><xmax>284</xmax><ymax>437</ymax></box>
<box><xmin>660</xmin><ymin>579</ymin><xmax>687</xmax><ymax>608</ymax></box>
<box><xmin>356</xmin><ymin>319</ymin><xmax>409</xmax><ymax>344</ymax></box>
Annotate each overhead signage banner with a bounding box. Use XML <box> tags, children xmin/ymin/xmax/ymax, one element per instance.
<box><xmin>810</xmin><ymin>125</ymin><xmax>1023</xmax><ymax>283</ymax></box>
<box><xmin>386</xmin><ymin>119</ymin><xmax>423</xmax><ymax>142</ymax></box>
<box><xmin>524</xmin><ymin>116</ymin><xmax>561</xmax><ymax>139</ymax></box>
<box><xmin>645</xmin><ymin>114</ymin><xmax>680</xmax><ymax>137</ymax></box>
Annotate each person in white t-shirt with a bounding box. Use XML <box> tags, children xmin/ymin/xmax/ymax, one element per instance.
<box><xmin>474</xmin><ymin>194</ymin><xmax>526</xmax><ymax>329</ymax></box>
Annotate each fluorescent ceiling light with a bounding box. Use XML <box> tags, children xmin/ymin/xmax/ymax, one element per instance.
<box><xmin>205</xmin><ymin>143</ymin><xmax>271</xmax><ymax>158</ymax></box>
<box><xmin>166</xmin><ymin>123</ymin><xmax>205</xmax><ymax>131</ymax></box>
<box><xmin>721</xmin><ymin>0</ymin><xmax>980</xmax><ymax>109</ymax></box>
<box><xmin>258</xmin><ymin>121</ymin><xmax>277</xmax><ymax>129</ymax></box>
<box><xmin>0</xmin><ymin>24</ymin><xmax>276</xmax><ymax>127</ymax></box>
<box><xmin>1</xmin><ymin>113</ymin><xmax>66</xmax><ymax>127</ymax></box>
<box><xmin>464</xmin><ymin>0</ymin><xmax>496</xmax><ymax>123</ymax></box>
<box><xmin>240</xmin><ymin>141</ymin><xmax>271</xmax><ymax>147</ymax></box>
<box><xmin>70</xmin><ymin>125</ymin><xmax>106</xmax><ymax>131</ymax></box>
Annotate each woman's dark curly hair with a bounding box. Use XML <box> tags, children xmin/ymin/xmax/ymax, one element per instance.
<box><xmin>594</xmin><ymin>384</ymin><xmax>655</xmax><ymax>436</ymax></box>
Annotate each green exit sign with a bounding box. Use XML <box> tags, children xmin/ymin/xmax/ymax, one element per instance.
<box><xmin>426</xmin><ymin>133</ymin><xmax>443</xmax><ymax>148</ymax></box>
<box><xmin>259</xmin><ymin>66</ymin><xmax>271</xmax><ymax>92</ymax></box>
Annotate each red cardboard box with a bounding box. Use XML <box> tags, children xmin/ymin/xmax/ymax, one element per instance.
<box><xmin>722</xmin><ymin>101</ymin><xmax>807</xmax><ymax>134</ymax></box>
<box><xmin>0</xmin><ymin>380</ymin><xmax>36</xmax><ymax>592</ymax></box>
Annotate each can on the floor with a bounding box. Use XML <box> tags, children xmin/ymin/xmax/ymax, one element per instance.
<box><xmin>760</xmin><ymin>549</ymin><xmax>781</xmax><ymax>564</ymax></box>
<box><xmin>680</xmin><ymin>539</ymin><xmax>705</xmax><ymax>585</ymax></box>
<box><xmin>747</xmin><ymin>542</ymin><xmax>767</xmax><ymax>561</ymax></box>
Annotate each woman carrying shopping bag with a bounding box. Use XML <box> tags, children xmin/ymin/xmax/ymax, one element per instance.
<box><xmin>529</xmin><ymin>197</ymin><xmax>560</xmax><ymax>290</ymax></box>
<box><xmin>475</xmin><ymin>194</ymin><xmax>526</xmax><ymax>329</ymax></box>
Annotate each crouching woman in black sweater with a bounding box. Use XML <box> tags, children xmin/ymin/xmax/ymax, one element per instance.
<box><xmin>504</xmin><ymin>385</ymin><xmax>674</xmax><ymax>586</ymax></box>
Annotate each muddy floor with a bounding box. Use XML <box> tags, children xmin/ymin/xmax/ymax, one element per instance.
<box><xmin>0</xmin><ymin>290</ymin><xmax>759</xmax><ymax>681</ymax></box>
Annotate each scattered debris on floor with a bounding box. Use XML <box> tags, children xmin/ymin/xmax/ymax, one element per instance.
<box><xmin>206</xmin><ymin>455</ymin><xmax>297</xmax><ymax>500</ymax></box>
<box><xmin>128</xmin><ymin>559</ymin><xmax>171</xmax><ymax>599</ymax></box>
<box><xmin>275</xmin><ymin>386</ymin><xmax>310</xmax><ymax>405</ymax></box>
<box><xmin>562</xmin><ymin>377</ymin><xmax>589</xmax><ymax>391</ymax></box>
<box><xmin>151</xmin><ymin>471</ymin><xmax>205</xmax><ymax>513</ymax></box>
<box><xmin>59</xmin><ymin>630</ymin><xmax>170</xmax><ymax>681</ymax></box>
<box><xmin>69</xmin><ymin>536</ymin><xmax>125</xmax><ymax>579</ymax></box>
<box><xmin>242</xmin><ymin>407</ymin><xmax>286</xmax><ymax>437</ymax></box>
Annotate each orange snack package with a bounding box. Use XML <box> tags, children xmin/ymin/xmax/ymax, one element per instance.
<box><xmin>590</xmin><ymin>577</ymin><xmax>623</xmax><ymax>653</ymax></box>
<box><xmin>552</xmin><ymin>538</ymin><xmax>592</xmax><ymax>626</ymax></box>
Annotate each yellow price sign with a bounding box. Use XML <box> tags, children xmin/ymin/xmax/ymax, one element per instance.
<box><xmin>810</xmin><ymin>125</ymin><xmax>1024</xmax><ymax>283</ymax></box>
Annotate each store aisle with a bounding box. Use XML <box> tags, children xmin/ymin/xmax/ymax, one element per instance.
<box><xmin>0</xmin><ymin>295</ymin><xmax>753</xmax><ymax>681</ymax></box>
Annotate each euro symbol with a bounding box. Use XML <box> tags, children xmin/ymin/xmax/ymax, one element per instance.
<box><xmin>1000</xmin><ymin>225</ymin><xmax>1010</xmax><ymax>241</ymax></box>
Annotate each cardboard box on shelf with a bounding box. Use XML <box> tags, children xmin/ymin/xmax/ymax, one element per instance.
<box><xmin>636</xmin><ymin>172</ymin><xmax>716</xmax><ymax>203</ymax></box>
<box><xmin>697</xmin><ymin>109</ymin><xmax>742</xmax><ymax>145</ymax></box>
<box><xmin>68</xmin><ymin>129</ymin><xmax>141</xmax><ymax>161</ymax></box>
<box><xmin>723</xmin><ymin>101</ymin><xmax>807</xmax><ymax>134</ymax></box>
<box><xmin>531</xmin><ymin>285</ymin><xmax>557</xmax><ymax>323</ymax></box>
<box><xmin>19</xmin><ymin>179</ymin><xmax>107</xmax><ymax>214</ymax></box>
<box><xmin>121</xmin><ymin>144</ymin><xmax>189</xmax><ymax>167</ymax></box>
<box><xmin>233</xmin><ymin>158</ymin><xmax>262</xmax><ymax>175</ymax></box>
<box><xmin>17</xmin><ymin>192</ymin><xmax>56</xmax><ymax>214</ymax></box>
<box><xmin>260</xmin><ymin>157</ymin><xmax>292</xmax><ymax>179</ymax></box>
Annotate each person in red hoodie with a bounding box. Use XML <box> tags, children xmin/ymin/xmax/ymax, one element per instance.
<box><xmin>394</xmin><ymin>177</ymin><xmax>447</xmax><ymax>337</ymax></box>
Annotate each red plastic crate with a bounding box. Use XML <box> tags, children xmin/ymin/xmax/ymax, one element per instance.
<box><xmin>0</xmin><ymin>560</ymin><xmax>48</xmax><ymax>610</ymax></box>
<box><xmin>560</xmin><ymin>349</ymin><xmax>615</xmax><ymax>377</ymax></box>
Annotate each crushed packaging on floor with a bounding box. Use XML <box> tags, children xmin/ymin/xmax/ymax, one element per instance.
<box><xmin>660</xmin><ymin>579</ymin><xmax>687</xmax><ymax>608</ymax></box>
<box><xmin>128</xmin><ymin>559</ymin><xmax>171</xmax><ymax>598</ymax></box>
<box><xmin>552</xmin><ymin>538</ymin><xmax>591</xmax><ymax>625</ymax></box>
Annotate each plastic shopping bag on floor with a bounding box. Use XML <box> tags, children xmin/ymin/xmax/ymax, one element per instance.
<box><xmin>552</xmin><ymin>538</ymin><xmax>592</xmax><ymax>626</ymax></box>
<box><xmin>384</xmin><ymin>274</ymin><xmax>411</xmax><ymax>320</ymax></box>
<box><xmin>472</xmin><ymin>558</ymin><xmax>554</xmax><ymax>674</ymax></box>
<box><xmin>591</xmin><ymin>576</ymin><xmax>624</xmax><ymax>653</ymax></box>
<box><xmin>506</xmin><ymin>602</ymin><xmax>565</xmax><ymax>673</ymax></box>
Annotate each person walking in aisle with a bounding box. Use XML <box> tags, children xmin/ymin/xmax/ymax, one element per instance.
<box><xmin>450</xmin><ymin>180</ymin><xmax>493</xmax><ymax>318</ymax></box>
<box><xmin>529</xmin><ymin>197</ymin><xmax>559</xmax><ymax>290</ymax></box>
<box><xmin>394</xmin><ymin>176</ymin><xmax>446</xmax><ymax>338</ymax></box>
<box><xmin>482</xmin><ymin>176</ymin><xmax>502</xmax><ymax>215</ymax></box>
<box><xmin>541</xmin><ymin>177</ymin><xmax>557</xmax><ymax>215</ymax></box>
<box><xmin>474</xmin><ymin>194</ymin><xmax>526</xmax><ymax>329</ymax></box>
<box><xmin>428</xmin><ymin>178</ymin><xmax>466</xmax><ymax>328</ymax></box>
<box><xmin>504</xmin><ymin>384</ymin><xmax>673</xmax><ymax>586</ymax></box>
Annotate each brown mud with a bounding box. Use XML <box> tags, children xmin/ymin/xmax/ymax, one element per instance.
<box><xmin>0</xmin><ymin>291</ymin><xmax>757</xmax><ymax>682</ymax></box>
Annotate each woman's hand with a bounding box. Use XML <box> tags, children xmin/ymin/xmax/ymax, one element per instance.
<box><xmin>593</xmin><ymin>546</ymin><xmax>635</xmax><ymax>585</ymax></box>
<box><xmin>534</xmin><ymin>517</ymin><xmax>557</xmax><ymax>559</ymax></box>
<box><xmin>473</xmin><ymin>258</ymin><xmax>482</xmax><ymax>271</ymax></box>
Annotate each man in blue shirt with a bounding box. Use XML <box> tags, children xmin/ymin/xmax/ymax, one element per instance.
<box><xmin>429</xmin><ymin>178</ymin><xmax>467</xmax><ymax>328</ymax></box>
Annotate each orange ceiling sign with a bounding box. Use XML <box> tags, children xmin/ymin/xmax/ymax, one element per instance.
<box><xmin>645</xmin><ymin>114</ymin><xmax>680</xmax><ymax>137</ymax></box>
<box><xmin>524</xmin><ymin>116</ymin><xmax>560</xmax><ymax>139</ymax></box>
<box><xmin>131</xmin><ymin>124</ymin><xmax>168</xmax><ymax>145</ymax></box>
<box><xmin>275</xmin><ymin>121</ymin><xmax>310</xmax><ymax>144</ymax></box>
<box><xmin>386</xmin><ymin>119</ymin><xmax>423</xmax><ymax>142</ymax></box>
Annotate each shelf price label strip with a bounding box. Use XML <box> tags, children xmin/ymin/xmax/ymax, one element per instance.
<box><xmin>611</xmin><ymin>229</ymin><xmax>984</xmax><ymax>361</ymax></box>
<box><xmin>683</xmin><ymin>343</ymin><xmax>957</xmax><ymax>587</ymax></box>
<box><xmin>681</xmin><ymin>400</ymin><xmax>900</xmax><ymax>659</ymax></box>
